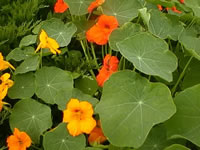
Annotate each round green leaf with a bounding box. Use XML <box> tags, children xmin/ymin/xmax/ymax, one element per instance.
<box><xmin>102</xmin><ymin>0</ymin><xmax>142</xmax><ymax>25</ymax></box>
<box><xmin>64</xmin><ymin>0</ymin><xmax>93</xmax><ymax>16</ymax></box>
<box><xmin>14</xmin><ymin>55</ymin><xmax>40</xmax><ymax>75</ymax></box>
<box><xmin>75</xmin><ymin>75</ymin><xmax>98</xmax><ymax>95</ymax></box>
<box><xmin>42</xmin><ymin>18</ymin><xmax>77</xmax><ymax>47</ymax></box>
<box><xmin>19</xmin><ymin>35</ymin><xmax>37</xmax><ymax>48</ymax></box>
<box><xmin>8</xmin><ymin>72</ymin><xmax>35</xmax><ymax>99</ymax></box>
<box><xmin>96</xmin><ymin>71</ymin><xmax>176</xmax><ymax>148</ymax></box>
<box><xmin>165</xmin><ymin>84</ymin><xmax>200</xmax><ymax>147</ymax></box>
<box><xmin>116</xmin><ymin>32</ymin><xmax>177</xmax><ymax>82</ymax></box>
<box><xmin>9</xmin><ymin>99</ymin><xmax>52</xmax><ymax>143</ymax></box>
<box><xmin>43</xmin><ymin>123</ymin><xmax>86</xmax><ymax>150</ymax></box>
<box><xmin>164</xmin><ymin>144</ymin><xmax>190</xmax><ymax>150</ymax></box>
<box><xmin>35</xmin><ymin>67</ymin><xmax>73</xmax><ymax>104</ymax></box>
<box><xmin>109</xmin><ymin>22</ymin><xmax>143</xmax><ymax>51</ymax></box>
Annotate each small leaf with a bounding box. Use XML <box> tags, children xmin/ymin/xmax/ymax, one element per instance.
<box><xmin>19</xmin><ymin>35</ymin><xmax>37</xmax><ymax>48</ymax></box>
<box><xmin>109</xmin><ymin>22</ymin><xmax>143</xmax><ymax>51</ymax></box>
<box><xmin>6</xmin><ymin>47</ymin><xmax>35</xmax><ymax>61</ymax></box>
<box><xmin>43</xmin><ymin>123</ymin><xmax>86</xmax><ymax>150</ymax></box>
<box><xmin>9</xmin><ymin>99</ymin><xmax>52</xmax><ymax>143</ymax></box>
<box><xmin>75</xmin><ymin>75</ymin><xmax>98</xmax><ymax>95</ymax></box>
<box><xmin>14</xmin><ymin>55</ymin><xmax>40</xmax><ymax>75</ymax></box>
<box><xmin>35</xmin><ymin>67</ymin><xmax>73</xmax><ymax>104</ymax></box>
<box><xmin>116</xmin><ymin>32</ymin><xmax>177</xmax><ymax>82</ymax></box>
<box><xmin>8</xmin><ymin>72</ymin><xmax>35</xmax><ymax>99</ymax></box>
<box><xmin>102</xmin><ymin>0</ymin><xmax>142</xmax><ymax>25</ymax></box>
<box><xmin>165</xmin><ymin>84</ymin><xmax>200</xmax><ymax>147</ymax></box>
<box><xmin>139</xmin><ymin>8</ymin><xmax>150</xmax><ymax>26</ymax></box>
<box><xmin>42</xmin><ymin>18</ymin><xmax>77</xmax><ymax>47</ymax></box>
<box><xmin>96</xmin><ymin>71</ymin><xmax>176</xmax><ymax>148</ymax></box>
<box><xmin>64</xmin><ymin>0</ymin><xmax>93</xmax><ymax>16</ymax></box>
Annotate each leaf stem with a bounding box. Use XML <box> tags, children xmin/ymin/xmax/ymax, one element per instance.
<box><xmin>90</xmin><ymin>43</ymin><xmax>100</xmax><ymax>70</ymax></box>
<box><xmin>171</xmin><ymin>56</ymin><xmax>193</xmax><ymax>96</ymax></box>
<box><xmin>80</xmin><ymin>40</ymin><xmax>96</xmax><ymax>79</ymax></box>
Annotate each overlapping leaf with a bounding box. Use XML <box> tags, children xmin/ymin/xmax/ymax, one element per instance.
<box><xmin>43</xmin><ymin>123</ymin><xmax>86</xmax><ymax>150</ymax></box>
<box><xmin>109</xmin><ymin>22</ymin><xmax>143</xmax><ymax>51</ymax></box>
<box><xmin>19</xmin><ymin>35</ymin><xmax>37</xmax><ymax>48</ymax></box>
<box><xmin>164</xmin><ymin>144</ymin><xmax>190</xmax><ymax>150</ymax></box>
<box><xmin>165</xmin><ymin>84</ymin><xmax>200</xmax><ymax>147</ymax></box>
<box><xmin>117</xmin><ymin>32</ymin><xmax>177</xmax><ymax>82</ymax></box>
<box><xmin>9</xmin><ymin>99</ymin><xmax>52</xmax><ymax>143</ymax></box>
<box><xmin>102</xmin><ymin>0</ymin><xmax>142</xmax><ymax>25</ymax></box>
<box><xmin>96</xmin><ymin>71</ymin><xmax>176</xmax><ymax>148</ymax></box>
<box><xmin>35</xmin><ymin>67</ymin><xmax>73</xmax><ymax>104</ymax></box>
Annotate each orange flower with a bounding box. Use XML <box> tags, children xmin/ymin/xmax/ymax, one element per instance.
<box><xmin>63</xmin><ymin>99</ymin><xmax>96</xmax><ymax>136</ymax></box>
<box><xmin>157</xmin><ymin>5</ymin><xmax>163</xmax><ymax>11</ymax></box>
<box><xmin>96</xmin><ymin>54</ymin><xmax>119</xmax><ymax>87</ymax></box>
<box><xmin>0</xmin><ymin>52</ymin><xmax>15</xmax><ymax>71</ymax></box>
<box><xmin>179</xmin><ymin>0</ymin><xmax>184</xmax><ymax>4</ymax></box>
<box><xmin>0</xmin><ymin>73</ymin><xmax>14</xmax><ymax>100</ymax></box>
<box><xmin>172</xmin><ymin>6</ymin><xmax>182</xmax><ymax>13</ymax></box>
<box><xmin>7</xmin><ymin>128</ymin><xmax>32</xmax><ymax>150</ymax></box>
<box><xmin>88</xmin><ymin>0</ymin><xmax>105</xmax><ymax>13</ymax></box>
<box><xmin>54</xmin><ymin>0</ymin><xmax>69</xmax><ymax>13</ymax></box>
<box><xmin>88</xmin><ymin>120</ymin><xmax>106</xmax><ymax>145</ymax></box>
<box><xmin>86</xmin><ymin>15</ymin><xmax>118</xmax><ymax>45</ymax></box>
<box><xmin>35</xmin><ymin>29</ymin><xmax>61</xmax><ymax>54</ymax></box>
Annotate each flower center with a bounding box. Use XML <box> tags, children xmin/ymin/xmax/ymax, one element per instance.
<box><xmin>0</xmin><ymin>80</ymin><xmax>2</xmax><ymax>84</ymax></box>
<box><xmin>104</xmin><ymin>24</ymin><xmax>110</xmax><ymax>29</ymax></box>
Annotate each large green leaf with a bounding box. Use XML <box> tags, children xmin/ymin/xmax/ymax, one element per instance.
<box><xmin>9</xmin><ymin>99</ymin><xmax>52</xmax><ymax>143</ymax></box>
<box><xmin>96</xmin><ymin>71</ymin><xmax>176</xmax><ymax>148</ymax></box>
<box><xmin>148</xmin><ymin>10</ymin><xmax>184</xmax><ymax>40</ymax></box>
<box><xmin>8</xmin><ymin>72</ymin><xmax>35</xmax><ymax>99</ymax></box>
<box><xmin>165</xmin><ymin>84</ymin><xmax>200</xmax><ymax>147</ymax></box>
<box><xmin>116</xmin><ymin>32</ymin><xmax>177</xmax><ymax>82</ymax></box>
<box><xmin>164</xmin><ymin>144</ymin><xmax>190</xmax><ymax>150</ymax></box>
<box><xmin>6</xmin><ymin>47</ymin><xmax>35</xmax><ymax>62</ymax></box>
<box><xmin>14</xmin><ymin>55</ymin><xmax>40</xmax><ymax>75</ymax></box>
<box><xmin>109</xmin><ymin>23</ymin><xmax>143</xmax><ymax>51</ymax></box>
<box><xmin>35</xmin><ymin>67</ymin><xmax>73</xmax><ymax>104</ymax></box>
<box><xmin>43</xmin><ymin>123</ymin><xmax>86</xmax><ymax>150</ymax></box>
<box><xmin>64</xmin><ymin>0</ymin><xmax>93</xmax><ymax>16</ymax></box>
<box><xmin>42</xmin><ymin>18</ymin><xmax>77</xmax><ymax>47</ymax></box>
<box><xmin>102</xmin><ymin>0</ymin><xmax>142</xmax><ymax>25</ymax></box>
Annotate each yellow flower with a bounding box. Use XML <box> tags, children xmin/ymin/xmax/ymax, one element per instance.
<box><xmin>63</xmin><ymin>98</ymin><xmax>96</xmax><ymax>136</ymax></box>
<box><xmin>35</xmin><ymin>29</ymin><xmax>61</xmax><ymax>54</ymax></box>
<box><xmin>0</xmin><ymin>52</ymin><xmax>15</xmax><ymax>71</ymax></box>
<box><xmin>0</xmin><ymin>73</ymin><xmax>14</xmax><ymax>100</ymax></box>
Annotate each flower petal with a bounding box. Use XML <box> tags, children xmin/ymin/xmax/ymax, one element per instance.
<box><xmin>67</xmin><ymin>120</ymin><xmax>82</xmax><ymax>136</ymax></box>
<box><xmin>80</xmin><ymin>117</ymin><xmax>96</xmax><ymax>134</ymax></box>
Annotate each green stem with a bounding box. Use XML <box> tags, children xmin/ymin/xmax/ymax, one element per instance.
<box><xmin>171</xmin><ymin>56</ymin><xmax>193</xmax><ymax>96</ymax></box>
<box><xmin>123</xmin><ymin>57</ymin><xmax>126</xmax><ymax>69</ymax></box>
<box><xmin>40</xmin><ymin>49</ymin><xmax>43</xmax><ymax>68</ymax></box>
<box><xmin>148</xmin><ymin>75</ymin><xmax>151</xmax><ymax>81</ymax></box>
<box><xmin>90</xmin><ymin>43</ymin><xmax>99</xmax><ymax>70</ymax></box>
<box><xmin>31</xmin><ymin>145</ymin><xmax>42</xmax><ymax>150</ymax></box>
<box><xmin>80</xmin><ymin>40</ymin><xmax>96</xmax><ymax>79</ymax></box>
<box><xmin>0</xmin><ymin>146</ymin><xmax>7</xmax><ymax>150</ymax></box>
<box><xmin>119</xmin><ymin>56</ymin><xmax>124</xmax><ymax>70</ymax></box>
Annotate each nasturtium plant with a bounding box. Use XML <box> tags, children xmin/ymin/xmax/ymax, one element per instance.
<box><xmin>1</xmin><ymin>0</ymin><xmax>200</xmax><ymax>149</ymax></box>
<box><xmin>96</xmin><ymin>71</ymin><xmax>176</xmax><ymax>148</ymax></box>
<box><xmin>9</xmin><ymin>99</ymin><xmax>52</xmax><ymax>143</ymax></box>
<box><xmin>116</xmin><ymin>32</ymin><xmax>178</xmax><ymax>82</ymax></box>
